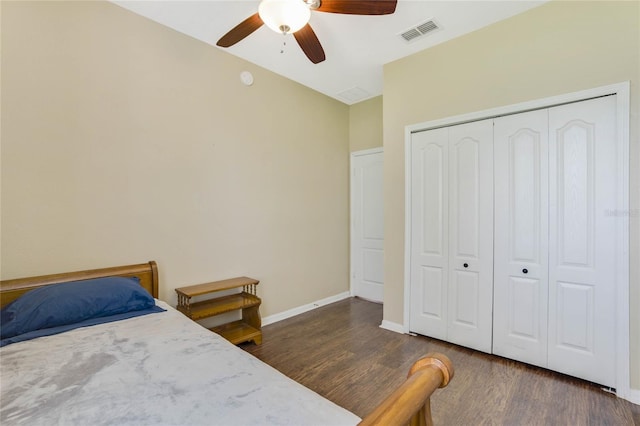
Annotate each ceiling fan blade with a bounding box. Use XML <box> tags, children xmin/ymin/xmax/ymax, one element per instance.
<box><xmin>294</xmin><ymin>24</ymin><xmax>326</xmax><ymax>64</ymax></box>
<box><xmin>316</xmin><ymin>0</ymin><xmax>397</xmax><ymax>15</ymax></box>
<box><xmin>216</xmin><ymin>13</ymin><xmax>264</xmax><ymax>48</ymax></box>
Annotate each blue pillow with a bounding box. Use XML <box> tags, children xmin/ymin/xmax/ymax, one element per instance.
<box><xmin>0</xmin><ymin>276</ymin><xmax>155</xmax><ymax>339</ymax></box>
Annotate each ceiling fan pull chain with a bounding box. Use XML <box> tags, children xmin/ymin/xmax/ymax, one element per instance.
<box><xmin>280</xmin><ymin>35</ymin><xmax>287</xmax><ymax>54</ymax></box>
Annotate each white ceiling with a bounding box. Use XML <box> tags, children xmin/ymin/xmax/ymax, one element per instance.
<box><xmin>112</xmin><ymin>0</ymin><xmax>546</xmax><ymax>105</ymax></box>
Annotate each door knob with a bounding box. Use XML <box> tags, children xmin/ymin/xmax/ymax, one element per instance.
<box><xmin>522</xmin><ymin>268</ymin><xmax>528</xmax><ymax>274</ymax></box>
<box><xmin>463</xmin><ymin>263</ymin><xmax>468</xmax><ymax>268</ymax></box>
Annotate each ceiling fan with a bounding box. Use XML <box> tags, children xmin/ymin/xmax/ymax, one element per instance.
<box><xmin>216</xmin><ymin>0</ymin><xmax>398</xmax><ymax>64</ymax></box>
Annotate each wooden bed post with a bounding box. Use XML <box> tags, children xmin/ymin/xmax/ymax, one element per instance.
<box><xmin>358</xmin><ymin>352</ymin><xmax>454</xmax><ymax>426</ymax></box>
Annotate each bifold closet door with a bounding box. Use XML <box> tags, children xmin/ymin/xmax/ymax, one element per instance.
<box><xmin>410</xmin><ymin>127</ymin><xmax>449</xmax><ymax>340</ymax></box>
<box><xmin>411</xmin><ymin>94</ymin><xmax>620</xmax><ymax>388</ymax></box>
<box><xmin>547</xmin><ymin>96</ymin><xmax>617</xmax><ymax>388</ymax></box>
<box><xmin>494</xmin><ymin>96</ymin><xmax>618</xmax><ymax>387</ymax></box>
<box><xmin>447</xmin><ymin>121</ymin><xmax>494</xmax><ymax>353</ymax></box>
<box><xmin>493</xmin><ymin>109</ymin><xmax>549</xmax><ymax>367</ymax></box>
<box><xmin>410</xmin><ymin>120</ymin><xmax>493</xmax><ymax>353</ymax></box>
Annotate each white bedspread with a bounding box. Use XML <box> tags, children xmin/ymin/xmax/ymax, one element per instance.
<box><xmin>0</xmin><ymin>301</ymin><xmax>361</xmax><ymax>426</ymax></box>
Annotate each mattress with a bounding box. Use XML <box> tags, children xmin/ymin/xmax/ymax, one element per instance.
<box><xmin>0</xmin><ymin>300</ymin><xmax>361</xmax><ymax>426</ymax></box>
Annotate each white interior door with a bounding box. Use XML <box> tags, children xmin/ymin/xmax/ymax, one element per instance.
<box><xmin>351</xmin><ymin>149</ymin><xmax>384</xmax><ymax>302</ymax></box>
<box><xmin>547</xmin><ymin>96</ymin><xmax>617</xmax><ymax>387</ymax></box>
<box><xmin>447</xmin><ymin>120</ymin><xmax>494</xmax><ymax>353</ymax></box>
<box><xmin>493</xmin><ymin>109</ymin><xmax>549</xmax><ymax>367</ymax></box>
<box><xmin>409</xmin><ymin>128</ymin><xmax>449</xmax><ymax>339</ymax></box>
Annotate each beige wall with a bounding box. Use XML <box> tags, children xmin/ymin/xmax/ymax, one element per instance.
<box><xmin>383</xmin><ymin>1</ymin><xmax>640</xmax><ymax>389</ymax></box>
<box><xmin>349</xmin><ymin>96</ymin><xmax>383</xmax><ymax>152</ymax></box>
<box><xmin>0</xmin><ymin>1</ymin><xmax>351</xmax><ymax>317</ymax></box>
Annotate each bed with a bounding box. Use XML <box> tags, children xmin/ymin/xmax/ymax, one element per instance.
<box><xmin>0</xmin><ymin>261</ymin><xmax>453</xmax><ymax>426</ymax></box>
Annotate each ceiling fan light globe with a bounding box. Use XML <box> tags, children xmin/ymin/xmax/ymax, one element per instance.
<box><xmin>258</xmin><ymin>0</ymin><xmax>311</xmax><ymax>34</ymax></box>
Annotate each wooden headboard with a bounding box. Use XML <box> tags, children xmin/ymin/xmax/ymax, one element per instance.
<box><xmin>0</xmin><ymin>261</ymin><xmax>159</xmax><ymax>308</ymax></box>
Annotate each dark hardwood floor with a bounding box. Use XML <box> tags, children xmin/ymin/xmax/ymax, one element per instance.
<box><xmin>242</xmin><ymin>297</ymin><xmax>639</xmax><ymax>425</ymax></box>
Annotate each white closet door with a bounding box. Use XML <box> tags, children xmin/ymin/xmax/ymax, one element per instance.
<box><xmin>547</xmin><ymin>96</ymin><xmax>617</xmax><ymax>387</ymax></box>
<box><xmin>447</xmin><ymin>120</ymin><xmax>494</xmax><ymax>353</ymax></box>
<box><xmin>493</xmin><ymin>110</ymin><xmax>549</xmax><ymax>367</ymax></box>
<box><xmin>409</xmin><ymin>127</ymin><xmax>449</xmax><ymax>340</ymax></box>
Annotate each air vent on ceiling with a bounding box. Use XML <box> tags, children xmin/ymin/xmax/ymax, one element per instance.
<box><xmin>399</xmin><ymin>19</ymin><xmax>440</xmax><ymax>43</ymax></box>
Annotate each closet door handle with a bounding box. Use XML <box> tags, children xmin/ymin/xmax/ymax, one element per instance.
<box><xmin>522</xmin><ymin>268</ymin><xmax>528</xmax><ymax>274</ymax></box>
<box><xmin>463</xmin><ymin>263</ymin><xmax>469</xmax><ymax>268</ymax></box>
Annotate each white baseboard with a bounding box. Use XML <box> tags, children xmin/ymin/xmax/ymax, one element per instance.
<box><xmin>379</xmin><ymin>320</ymin><xmax>405</xmax><ymax>334</ymax></box>
<box><xmin>262</xmin><ymin>291</ymin><xmax>352</xmax><ymax>326</ymax></box>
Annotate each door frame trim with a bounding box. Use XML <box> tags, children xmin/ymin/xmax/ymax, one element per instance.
<box><xmin>350</xmin><ymin>147</ymin><xmax>384</xmax><ymax>300</ymax></box>
<box><xmin>403</xmin><ymin>82</ymin><xmax>631</xmax><ymax>400</ymax></box>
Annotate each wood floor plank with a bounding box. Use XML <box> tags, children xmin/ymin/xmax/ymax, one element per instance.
<box><xmin>242</xmin><ymin>297</ymin><xmax>639</xmax><ymax>425</ymax></box>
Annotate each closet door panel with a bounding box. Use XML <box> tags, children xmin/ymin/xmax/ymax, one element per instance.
<box><xmin>493</xmin><ymin>110</ymin><xmax>549</xmax><ymax>367</ymax></box>
<box><xmin>452</xmin><ymin>270</ymin><xmax>479</xmax><ymax>325</ymax></box>
<box><xmin>409</xmin><ymin>128</ymin><xmax>449</xmax><ymax>339</ymax></box>
<box><xmin>548</xmin><ymin>96</ymin><xmax>617</xmax><ymax>387</ymax></box>
<box><xmin>447</xmin><ymin>120</ymin><xmax>493</xmax><ymax>353</ymax></box>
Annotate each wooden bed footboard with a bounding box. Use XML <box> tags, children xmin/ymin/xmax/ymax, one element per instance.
<box><xmin>359</xmin><ymin>352</ymin><xmax>454</xmax><ymax>426</ymax></box>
